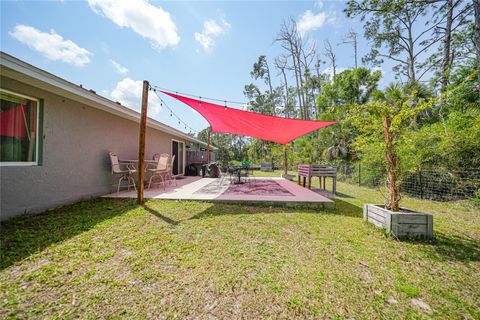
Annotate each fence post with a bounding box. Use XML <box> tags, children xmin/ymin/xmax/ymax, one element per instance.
<box><xmin>358</xmin><ymin>162</ymin><xmax>361</xmax><ymax>186</ymax></box>
<box><xmin>419</xmin><ymin>170</ymin><xmax>424</xmax><ymax>199</ymax></box>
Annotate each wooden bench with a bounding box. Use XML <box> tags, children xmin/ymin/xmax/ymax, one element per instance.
<box><xmin>297</xmin><ymin>164</ymin><xmax>337</xmax><ymax>194</ymax></box>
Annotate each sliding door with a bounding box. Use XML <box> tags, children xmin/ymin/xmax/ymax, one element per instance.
<box><xmin>171</xmin><ymin>140</ymin><xmax>185</xmax><ymax>175</ymax></box>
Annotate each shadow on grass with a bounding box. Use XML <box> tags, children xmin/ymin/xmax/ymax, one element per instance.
<box><xmin>188</xmin><ymin>202</ymin><xmax>323</xmax><ymax>220</ymax></box>
<box><xmin>0</xmin><ymin>198</ymin><xmax>137</xmax><ymax>270</ymax></box>
<box><xmin>330</xmin><ymin>198</ymin><xmax>363</xmax><ymax>218</ymax></box>
<box><xmin>335</xmin><ymin>192</ymin><xmax>354</xmax><ymax>199</ymax></box>
<box><xmin>188</xmin><ymin>198</ymin><xmax>365</xmax><ymax>220</ymax></box>
<box><xmin>143</xmin><ymin>204</ymin><xmax>180</xmax><ymax>226</ymax></box>
<box><xmin>416</xmin><ymin>233</ymin><xmax>480</xmax><ymax>262</ymax></box>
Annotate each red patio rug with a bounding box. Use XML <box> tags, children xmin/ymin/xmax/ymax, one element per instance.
<box><xmin>224</xmin><ymin>180</ymin><xmax>293</xmax><ymax>196</ymax></box>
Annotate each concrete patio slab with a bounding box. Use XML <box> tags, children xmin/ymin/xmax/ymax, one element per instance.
<box><xmin>104</xmin><ymin>176</ymin><xmax>334</xmax><ymax>208</ymax></box>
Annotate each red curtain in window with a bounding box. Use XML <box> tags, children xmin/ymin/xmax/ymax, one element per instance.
<box><xmin>161</xmin><ymin>91</ymin><xmax>336</xmax><ymax>144</ymax></box>
<box><xmin>0</xmin><ymin>104</ymin><xmax>26</xmax><ymax>138</ymax></box>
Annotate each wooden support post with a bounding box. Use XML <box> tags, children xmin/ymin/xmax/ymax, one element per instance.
<box><xmin>207</xmin><ymin>130</ymin><xmax>211</xmax><ymax>163</ymax></box>
<box><xmin>358</xmin><ymin>162</ymin><xmax>361</xmax><ymax>186</ymax></box>
<box><xmin>419</xmin><ymin>170</ymin><xmax>424</xmax><ymax>199</ymax></box>
<box><xmin>284</xmin><ymin>144</ymin><xmax>288</xmax><ymax>175</ymax></box>
<box><xmin>137</xmin><ymin>80</ymin><xmax>149</xmax><ymax>205</ymax></box>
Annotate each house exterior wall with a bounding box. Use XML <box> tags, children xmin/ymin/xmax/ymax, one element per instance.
<box><xmin>0</xmin><ymin>77</ymin><xmax>186</xmax><ymax>220</ymax></box>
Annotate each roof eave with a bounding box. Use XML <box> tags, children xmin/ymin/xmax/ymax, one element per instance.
<box><xmin>0</xmin><ymin>51</ymin><xmax>215</xmax><ymax>149</ymax></box>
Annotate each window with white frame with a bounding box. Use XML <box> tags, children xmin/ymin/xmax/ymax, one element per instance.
<box><xmin>0</xmin><ymin>89</ymin><xmax>39</xmax><ymax>165</ymax></box>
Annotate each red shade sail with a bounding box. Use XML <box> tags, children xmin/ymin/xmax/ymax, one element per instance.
<box><xmin>161</xmin><ymin>91</ymin><xmax>336</xmax><ymax>144</ymax></box>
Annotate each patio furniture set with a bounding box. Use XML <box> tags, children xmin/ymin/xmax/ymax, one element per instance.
<box><xmin>225</xmin><ymin>165</ymin><xmax>256</xmax><ymax>184</ymax></box>
<box><xmin>108</xmin><ymin>152</ymin><xmax>177</xmax><ymax>193</ymax></box>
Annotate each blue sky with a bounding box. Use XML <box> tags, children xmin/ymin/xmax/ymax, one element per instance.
<box><xmin>1</xmin><ymin>0</ymin><xmax>396</xmax><ymax>134</ymax></box>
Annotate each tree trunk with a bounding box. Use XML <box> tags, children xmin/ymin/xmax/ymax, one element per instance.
<box><xmin>281</xmin><ymin>69</ymin><xmax>289</xmax><ymax>117</ymax></box>
<box><xmin>290</xmin><ymin>43</ymin><xmax>304</xmax><ymax>119</ymax></box>
<box><xmin>406</xmin><ymin>13</ymin><xmax>416</xmax><ymax>83</ymax></box>
<box><xmin>383</xmin><ymin>117</ymin><xmax>400</xmax><ymax>211</ymax></box>
<box><xmin>265</xmin><ymin>62</ymin><xmax>275</xmax><ymax>116</ymax></box>
<box><xmin>353</xmin><ymin>37</ymin><xmax>358</xmax><ymax>69</ymax></box>
<box><xmin>441</xmin><ymin>0</ymin><xmax>454</xmax><ymax>91</ymax></box>
<box><xmin>296</xmin><ymin>52</ymin><xmax>307</xmax><ymax>119</ymax></box>
<box><xmin>474</xmin><ymin>0</ymin><xmax>480</xmax><ymax>80</ymax></box>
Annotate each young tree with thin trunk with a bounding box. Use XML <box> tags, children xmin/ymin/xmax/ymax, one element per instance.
<box><xmin>350</xmin><ymin>82</ymin><xmax>431</xmax><ymax>211</ymax></box>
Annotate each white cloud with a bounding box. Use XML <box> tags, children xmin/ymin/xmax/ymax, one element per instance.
<box><xmin>194</xmin><ymin>17</ymin><xmax>230</xmax><ymax>50</ymax></box>
<box><xmin>110</xmin><ymin>59</ymin><xmax>128</xmax><ymax>74</ymax></box>
<box><xmin>297</xmin><ymin>10</ymin><xmax>328</xmax><ymax>37</ymax></box>
<box><xmin>111</xmin><ymin>78</ymin><xmax>162</xmax><ymax>117</ymax></box>
<box><xmin>88</xmin><ymin>0</ymin><xmax>180</xmax><ymax>49</ymax></box>
<box><xmin>322</xmin><ymin>66</ymin><xmax>348</xmax><ymax>79</ymax></box>
<box><xmin>314</xmin><ymin>0</ymin><xmax>324</xmax><ymax>9</ymax></box>
<box><xmin>9</xmin><ymin>25</ymin><xmax>92</xmax><ymax>66</ymax></box>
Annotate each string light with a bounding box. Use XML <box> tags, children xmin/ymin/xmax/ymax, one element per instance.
<box><xmin>149</xmin><ymin>83</ymin><xmax>307</xmax><ymax>112</ymax></box>
<box><xmin>150</xmin><ymin>88</ymin><xmax>200</xmax><ymax>135</ymax></box>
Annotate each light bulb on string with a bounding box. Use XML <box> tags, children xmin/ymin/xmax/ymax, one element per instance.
<box><xmin>224</xmin><ymin>100</ymin><xmax>227</xmax><ymax>111</ymax></box>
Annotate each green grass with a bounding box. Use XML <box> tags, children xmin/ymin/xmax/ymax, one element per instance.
<box><xmin>1</xmin><ymin>180</ymin><xmax>479</xmax><ymax>319</ymax></box>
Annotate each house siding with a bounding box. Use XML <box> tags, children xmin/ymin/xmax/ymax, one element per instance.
<box><xmin>0</xmin><ymin>77</ymin><xmax>186</xmax><ymax>220</ymax></box>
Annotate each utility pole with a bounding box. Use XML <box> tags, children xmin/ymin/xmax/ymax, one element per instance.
<box><xmin>137</xmin><ymin>80</ymin><xmax>149</xmax><ymax>204</ymax></box>
<box><xmin>341</xmin><ymin>30</ymin><xmax>359</xmax><ymax>69</ymax></box>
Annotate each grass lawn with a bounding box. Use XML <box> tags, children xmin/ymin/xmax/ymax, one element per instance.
<box><xmin>1</xmin><ymin>177</ymin><xmax>479</xmax><ymax>319</ymax></box>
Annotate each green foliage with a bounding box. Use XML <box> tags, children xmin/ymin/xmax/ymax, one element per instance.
<box><xmin>400</xmin><ymin>109</ymin><xmax>480</xmax><ymax>171</ymax></box>
<box><xmin>197</xmin><ymin>127</ymin><xmax>249</xmax><ymax>166</ymax></box>
<box><xmin>317</xmin><ymin>68</ymin><xmax>382</xmax><ymax>163</ymax></box>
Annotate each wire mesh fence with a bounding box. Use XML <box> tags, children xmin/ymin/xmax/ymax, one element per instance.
<box><xmin>336</xmin><ymin>163</ymin><xmax>480</xmax><ymax>202</ymax></box>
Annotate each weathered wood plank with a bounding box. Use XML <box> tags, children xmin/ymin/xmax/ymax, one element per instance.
<box><xmin>392</xmin><ymin>224</ymin><xmax>428</xmax><ymax>236</ymax></box>
<box><xmin>367</xmin><ymin>210</ymin><xmax>387</xmax><ymax>224</ymax></box>
<box><xmin>368</xmin><ymin>205</ymin><xmax>391</xmax><ymax>217</ymax></box>
<box><xmin>368</xmin><ymin>216</ymin><xmax>385</xmax><ymax>228</ymax></box>
<box><xmin>426</xmin><ymin>215</ymin><xmax>434</xmax><ymax>238</ymax></box>
<box><xmin>396</xmin><ymin>215</ymin><xmax>428</xmax><ymax>225</ymax></box>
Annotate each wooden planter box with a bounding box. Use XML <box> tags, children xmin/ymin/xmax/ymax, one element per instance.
<box><xmin>363</xmin><ymin>204</ymin><xmax>433</xmax><ymax>240</ymax></box>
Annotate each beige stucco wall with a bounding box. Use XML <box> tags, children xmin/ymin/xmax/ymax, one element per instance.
<box><xmin>0</xmin><ymin>77</ymin><xmax>187</xmax><ymax>220</ymax></box>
